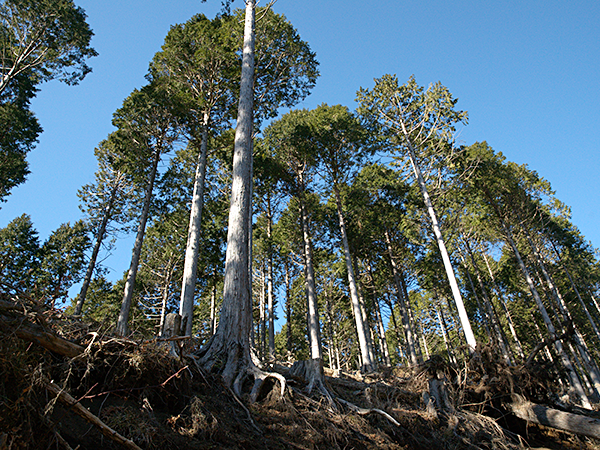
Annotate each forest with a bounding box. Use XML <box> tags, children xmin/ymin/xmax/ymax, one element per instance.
<box><xmin>2</xmin><ymin>1</ymin><xmax>600</xmax><ymax>449</ymax></box>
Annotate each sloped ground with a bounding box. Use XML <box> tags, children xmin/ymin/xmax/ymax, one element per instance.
<box><xmin>1</xmin><ymin>309</ymin><xmax>599</xmax><ymax>449</ymax></box>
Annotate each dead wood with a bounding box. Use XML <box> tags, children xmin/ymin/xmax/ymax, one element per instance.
<box><xmin>508</xmin><ymin>394</ymin><xmax>600</xmax><ymax>440</ymax></box>
<box><xmin>1</xmin><ymin>316</ymin><xmax>84</xmax><ymax>358</ymax></box>
<box><xmin>46</xmin><ymin>381</ymin><xmax>143</xmax><ymax>450</ymax></box>
<box><xmin>525</xmin><ymin>329</ymin><xmax>572</xmax><ymax>368</ymax></box>
<box><xmin>336</xmin><ymin>397</ymin><xmax>401</xmax><ymax>427</ymax></box>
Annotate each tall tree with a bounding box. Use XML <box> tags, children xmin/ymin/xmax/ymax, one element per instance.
<box><xmin>74</xmin><ymin>135</ymin><xmax>135</xmax><ymax>315</ymax></box>
<box><xmin>114</xmin><ymin>80</ymin><xmax>180</xmax><ymax>336</ymax></box>
<box><xmin>150</xmin><ymin>13</ymin><xmax>238</xmax><ymax>336</ymax></box>
<box><xmin>0</xmin><ymin>213</ymin><xmax>39</xmax><ymax>293</ymax></box>
<box><xmin>195</xmin><ymin>0</ymin><xmax>258</xmax><ymax>392</ymax></box>
<box><xmin>357</xmin><ymin>75</ymin><xmax>477</xmax><ymax>352</ymax></box>
<box><xmin>262</xmin><ymin>110</ymin><xmax>323</xmax><ymax>365</ymax></box>
<box><xmin>195</xmin><ymin>1</ymin><xmax>318</xmax><ymax>397</ymax></box>
<box><xmin>308</xmin><ymin>104</ymin><xmax>376</xmax><ymax>370</ymax></box>
<box><xmin>0</xmin><ymin>0</ymin><xmax>96</xmax><ymax>199</ymax></box>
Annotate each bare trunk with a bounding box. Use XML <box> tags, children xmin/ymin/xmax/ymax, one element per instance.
<box><xmin>550</xmin><ymin>238</ymin><xmax>600</xmax><ymax>343</ymax></box>
<box><xmin>284</xmin><ymin>262</ymin><xmax>292</xmax><ymax>361</ymax></box>
<box><xmin>500</xmin><ymin>220</ymin><xmax>591</xmax><ymax>409</ymax></box>
<box><xmin>482</xmin><ymin>250</ymin><xmax>525</xmax><ymax>360</ymax></box>
<box><xmin>210</xmin><ymin>283</ymin><xmax>216</xmax><ymax>336</ymax></box>
<box><xmin>384</xmin><ymin>230</ymin><xmax>418</xmax><ymax>366</ymax></box>
<box><xmin>527</xmin><ymin>233</ymin><xmax>600</xmax><ymax>397</ymax></box>
<box><xmin>266</xmin><ymin>197</ymin><xmax>275</xmax><ymax>360</ymax></box>
<box><xmin>400</xmin><ymin>126</ymin><xmax>476</xmax><ymax>352</ymax></box>
<box><xmin>179</xmin><ymin>124</ymin><xmax>210</xmax><ymax>336</ymax></box>
<box><xmin>462</xmin><ymin>242</ymin><xmax>512</xmax><ymax>364</ymax></box>
<box><xmin>116</xmin><ymin>149</ymin><xmax>160</xmax><ymax>336</ymax></box>
<box><xmin>333</xmin><ymin>186</ymin><xmax>373</xmax><ymax>370</ymax></box>
<box><xmin>509</xmin><ymin>395</ymin><xmax>600</xmax><ymax>440</ymax></box>
<box><xmin>299</xmin><ymin>192</ymin><xmax>322</xmax><ymax>360</ymax></box>
<box><xmin>374</xmin><ymin>298</ymin><xmax>391</xmax><ymax>366</ymax></box>
<box><xmin>437</xmin><ymin>305</ymin><xmax>457</xmax><ymax>366</ymax></box>
<box><xmin>384</xmin><ymin>294</ymin><xmax>404</xmax><ymax>364</ymax></box>
<box><xmin>197</xmin><ymin>1</ymin><xmax>256</xmax><ymax>391</ymax></box>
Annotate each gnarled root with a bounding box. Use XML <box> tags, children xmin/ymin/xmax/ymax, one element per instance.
<box><xmin>194</xmin><ymin>335</ymin><xmax>286</xmax><ymax>403</ymax></box>
<box><xmin>290</xmin><ymin>358</ymin><xmax>335</xmax><ymax>407</ymax></box>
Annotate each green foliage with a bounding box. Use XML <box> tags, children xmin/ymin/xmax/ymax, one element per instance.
<box><xmin>0</xmin><ymin>0</ymin><xmax>97</xmax><ymax>89</ymax></box>
<box><xmin>0</xmin><ymin>213</ymin><xmax>39</xmax><ymax>291</ymax></box>
<box><xmin>37</xmin><ymin>220</ymin><xmax>90</xmax><ymax>303</ymax></box>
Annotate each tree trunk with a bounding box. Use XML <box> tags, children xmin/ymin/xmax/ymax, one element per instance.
<box><xmin>299</xmin><ymin>190</ymin><xmax>322</xmax><ymax>361</ymax></box>
<box><xmin>508</xmin><ymin>395</ymin><xmax>600</xmax><ymax>440</ymax></box>
<box><xmin>374</xmin><ymin>298</ymin><xmax>391</xmax><ymax>366</ymax></box>
<box><xmin>333</xmin><ymin>185</ymin><xmax>374</xmax><ymax>371</ymax></box>
<box><xmin>210</xmin><ymin>283</ymin><xmax>216</xmax><ymax>336</ymax></box>
<box><xmin>482</xmin><ymin>249</ymin><xmax>525</xmax><ymax>360</ymax></box>
<box><xmin>400</xmin><ymin>124</ymin><xmax>476</xmax><ymax>352</ymax></box>
<box><xmin>116</xmin><ymin>148</ymin><xmax>161</xmax><ymax>336</ymax></box>
<box><xmin>74</xmin><ymin>175</ymin><xmax>122</xmax><ymax>316</ymax></box>
<box><xmin>437</xmin><ymin>305</ymin><xmax>457</xmax><ymax>366</ymax></box>
<box><xmin>527</xmin><ymin>233</ymin><xmax>600</xmax><ymax>398</ymax></box>
<box><xmin>266</xmin><ymin>196</ymin><xmax>275</xmax><ymax>360</ymax></box>
<box><xmin>384</xmin><ymin>230</ymin><xmax>418</xmax><ymax>366</ymax></box>
<box><xmin>462</xmin><ymin>242</ymin><xmax>512</xmax><ymax>364</ymax></box>
<box><xmin>196</xmin><ymin>1</ymin><xmax>256</xmax><ymax>391</ymax></box>
<box><xmin>550</xmin><ymin>237</ymin><xmax>600</xmax><ymax>343</ymax></box>
<box><xmin>499</xmin><ymin>219</ymin><xmax>591</xmax><ymax>409</ymax></box>
<box><xmin>284</xmin><ymin>261</ymin><xmax>292</xmax><ymax>361</ymax></box>
<box><xmin>179</xmin><ymin>123</ymin><xmax>210</xmax><ymax>336</ymax></box>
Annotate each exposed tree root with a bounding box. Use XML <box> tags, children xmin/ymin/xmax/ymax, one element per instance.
<box><xmin>336</xmin><ymin>397</ymin><xmax>401</xmax><ymax>427</ymax></box>
<box><xmin>194</xmin><ymin>335</ymin><xmax>286</xmax><ymax>403</ymax></box>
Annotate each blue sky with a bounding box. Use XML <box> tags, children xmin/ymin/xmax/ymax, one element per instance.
<box><xmin>2</xmin><ymin>0</ymin><xmax>599</xmax><ymax>287</ymax></box>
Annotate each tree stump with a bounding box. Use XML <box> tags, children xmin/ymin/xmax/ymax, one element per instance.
<box><xmin>162</xmin><ymin>313</ymin><xmax>182</xmax><ymax>357</ymax></box>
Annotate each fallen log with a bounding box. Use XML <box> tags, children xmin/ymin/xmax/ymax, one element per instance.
<box><xmin>46</xmin><ymin>381</ymin><xmax>142</xmax><ymax>450</ymax></box>
<box><xmin>1</xmin><ymin>317</ymin><xmax>84</xmax><ymax>358</ymax></box>
<box><xmin>508</xmin><ymin>394</ymin><xmax>600</xmax><ymax>440</ymax></box>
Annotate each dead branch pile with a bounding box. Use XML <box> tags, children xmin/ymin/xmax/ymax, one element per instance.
<box><xmin>1</xmin><ymin>297</ymin><xmax>600</xmax><ymax>449</ymax></box>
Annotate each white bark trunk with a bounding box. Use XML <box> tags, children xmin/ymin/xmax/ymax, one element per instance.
<box><xmin>333</xmin><ymin>187</ymin><xmax>374</xmax><ymax>370</ymax></box>
<box><xmin>501</xmin><ymin>221</ymin><xmax>591</xmax><ymax>409</ymax></box>
<box><xmin>179</xmin><ymin>122</ymin><xmax>210</xmax><ymax>336</ymax></box>
<box><xmin>482</xmin><ymin>250</ymin><xmax>525</xmax><ymax>360</ymax></box>
<box><xmin>198</xmin><ymin>1</ymin><xmax>256</xmax><ymax>389</ymax></box>
<box><xmin>400</xmin><ymin>124</ymin><xmax>476</xmax><ymax>352</ymax></box>
<box><xmin>385</xmin><ymin>231</ymin><xmax>418</xmax><ymax>366</ymax></box>
<box><xmin>299</xmin><ymin>194</ymin><xmax>322</xmax><ymax>360</ymax></box>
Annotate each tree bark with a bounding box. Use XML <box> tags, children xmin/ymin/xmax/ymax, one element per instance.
<box><xmin>196</xmin><ymin>1</ymin><xmax>256</xmax><ymax>390</ymax></box>
<box><xmin>384</xmin><ymin>230</ymin><xmax>418</xmax><ymax>366</ymax></box>
<box><xmin>179</xmin><ymin>124</ymin><xmax>210</xmax><ymax>336</ymax></box>
<box><xmin>400</xmin><ymin>124</ymin><xmax>476</xmax><ymax>352</ymax></box>
<box><xmin>266</xmin><ymin>196</ymin><xmax>275</xmax><ymax>360</ymax></box>
<box><xmin>499</xmin><ymin>219</ymin><xmax>591</xmax><ymax>409</ymax></box>
<box><xmin>116</xmin><ymin>148</ymin><xmax>161</xmax><ymax>336</ymax></box>
<box><xmin>333</xmin><ymin>185</ymin><xmax>374</xmax><ymax>371</ymax></box>
<box><xmin>299</xmin><ymin>191</ymin><xmax>322</xmax><ymax>360</ymax></box>
<box><xmin>482</xmin><ymin>249</ymin><xmax>525</xmax><ymax>360</ymax></box>
<box><xmin>508</xmin><ymin>395</ymin><xmax>600</xmax><ymax>440</ymax></box>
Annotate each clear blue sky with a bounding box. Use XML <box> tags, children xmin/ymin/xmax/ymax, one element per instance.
<box><xmin>2</xmin><ymin>0</ymin><xmax>599</xmax><ymax>286</ymax></box>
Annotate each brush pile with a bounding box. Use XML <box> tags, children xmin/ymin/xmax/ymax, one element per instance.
<box><xmin>1</xmin><ymin>296</ymin><xmax>599</xmax><ymax>449</ymax></box>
